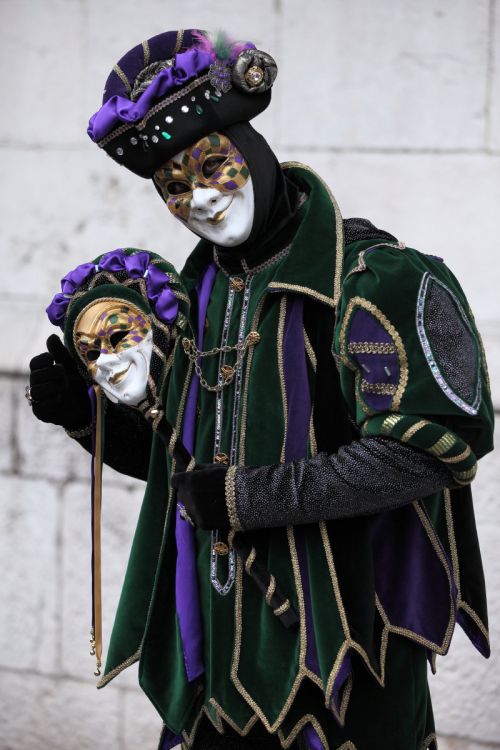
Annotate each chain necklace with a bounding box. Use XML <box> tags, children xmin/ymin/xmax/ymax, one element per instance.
<box><xmin>181</xmin><ymin>329</ymin><xmax>260</xmax><ymax>393</ymax></box>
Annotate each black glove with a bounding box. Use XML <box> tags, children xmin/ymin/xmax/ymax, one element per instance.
<box><xmin>29</xmin><ymin>334</ymin><xmax>91</xmax><ymax>430</ymax></box>
<box><xmin>171</xmin><ymin>463</ymin><xmax>229</xmax><ymax>530</ymax></box>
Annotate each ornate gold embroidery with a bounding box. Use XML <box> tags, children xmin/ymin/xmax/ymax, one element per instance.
<box><xmin>225</xmin><ymin>466</ymin><xmax>242</xmax><ymax>530</ymax></box>
<box><xmin>360</xmin><ymin>380</ymin><xmax>396</xmax><ymax>396</ymax></box>
<box><xmin>278</xmin><ymin>296</ymin><xmax>288</xmax><ymax>463</ymax></box>
<box><xmin>454</xmin><ymin>467</ymin><xmax>477</xmax><ymax>481</ymax></box>
<box><xmin>309</xmin><ymin>413</ymin><xmax>318</xmax><ymax>458</ymax></box>
<box><xmin>348</xmin><ymin>342</ymin><xmax>396</xmax><ymax>355</ymax></box>
<box><xmin>401</xmin><ymin>420</ymin><xmax>430</xmax><ymax>443</ymax></box>
<box><xmin>338</xmin><ymin>296</ymin><xmax>409</xmax><ymax>412</ymax></box>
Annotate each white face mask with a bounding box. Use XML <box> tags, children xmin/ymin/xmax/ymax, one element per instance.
<box><xmin>154</xmin><ymin>132</ymin><xmax>255</xmax><ymax>247</ymax></box>
<box><xmin>93</xmin><ymin>330</ymin><xmax>153</xmax><ymax>405</ymax></box>
<box><xmin>75</xmin><ymin>300</ymin><xmax>153</xmax><ymax>406</ymax></box>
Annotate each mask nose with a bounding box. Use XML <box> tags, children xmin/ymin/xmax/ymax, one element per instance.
<box><xmin>191</xmin><ymin>187</ymin><xmax>223</xmax><ymax>217</ymax></box>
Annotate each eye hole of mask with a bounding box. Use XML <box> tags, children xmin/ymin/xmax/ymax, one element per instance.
<box><xmin>110</xmin><ymin>330</ymin><xmax>129</xmax><ymax>348</ymax></box>
<box><xmin>202</xmin><ymin>155</ymin><xmax>227</xmax><ymax>178</ymax></box>
<box><xmin>86</xmin><ymin>349</ymin><xmax>101</xmax><ymax>362</ymax></box>
<box><xmin>166</xmin><ymin>180</ymin><xmax>191</xmax><ymax>196</ymax></box>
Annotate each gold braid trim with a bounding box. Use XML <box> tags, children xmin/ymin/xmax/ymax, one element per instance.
<box><xmin>273</xmin><ymin>599</ymin><xmax>291</xmax><ymax>617</ymax></box>
<box><xmin>244</xmin><ymin>547</ymin><xmax>256</xmax><ymax>574</ymax></box>
<box><xmin>268</xmin><ymin>282</ymin><xmax>335</xmax><ymax>308</ymax></box>
<box><xmin>303</xmin><ymin>327</ymin><xmax>317</xmax><ymax>371</ymax></box>
<box><xmin>225</xmin><ymin>466</ymin><xmax>242</xmax><ymax>530</ymax></box>
<box><xmin>277</xmin><ymin>713</ymin><xmax>330</xmax><ymax>749</ymax></box>
<box><xmin>142</xmin><ymin>40</ymin><xmax>150</xmax><ymax>66</ymax></box>
<box><xmin>429</xmin><ymin>433</ymin><xmax>456</xmax><ymax>456</ymax></box>
<box><xmin>113</xmin><ymin>63</ymin><xmax>131</xmax><ymax>92</ymax></box>
<box><xmin>280</xmin><ymin>161</ymin><xmax>344</xmax><ymax>307</ymax></box>
<box><xmin>96</xmin><ymin>646</ymin><xmax>141</xmax><ymax>688</ymax></box>
<box><xmin>348</xmin><ymin>341</ymin><xmax>396</xmax><ymax>354</ymax></box>
<box><xmin>441</xmin><ymin>445</ymin><xmax>471</xmax><ymax>464</ymax></box>
<box><xmin>360</xmin><ymin>380</ymin><xmax>396</xmax><ymax>396</ymax></box>
<box><xmin>422</xmin><ymin>732</ymin><xmax>437</xmax><ymax>750</ymax></box>
<box><xmin>208</xmin><ymin>699</ymin><xmax>258</xmax><ymax>737</ymax></box>
<box><xmin>338</xmin><ymin>296</ymin><xmax>409</xmax><ymax>412</ymax></box>
<box><xmin>278</xmin><ymin>296</ymin><xmax>288</xmax><ymax>463</ymax></box>
<box><xmin>173</xmin><ymin>29</ymin><xmax>184</xmax><ymax>54</ymax></box>
<box><xmin>401</xmin><ymin>420</ymin><xmax>430</xmax><ymax>443</ymax></box>
<box><xmin>265</xmin><ymin>575</ymin><xmax>277</xmax><ymax>606</ymax></box>
<box><xmin>380</xmin><ymin>413</ymin><xmax>404</xmax><ymax>435</ymax></box>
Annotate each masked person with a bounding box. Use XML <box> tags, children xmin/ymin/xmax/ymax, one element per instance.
<box><xmin>29</xmin><ymin>29</ymin><xmax>494</xmax><ymax>750</ymax></box>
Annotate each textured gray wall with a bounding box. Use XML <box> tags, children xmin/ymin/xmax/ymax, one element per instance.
<box><xmin>0</xmin><ymin>0</ymin><xmax>499</xmax><ymax>748</ymax></box>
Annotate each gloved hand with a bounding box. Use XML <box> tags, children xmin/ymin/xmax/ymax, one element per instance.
<box><xmin>171</xmin><ymin>463</ymin><xmax>229</xmax><ymax>530</ymax></box>
<box><xmin>29</xmin><ymin>334</ymin><xmax>91</xmax><ymax>430</ymax></box>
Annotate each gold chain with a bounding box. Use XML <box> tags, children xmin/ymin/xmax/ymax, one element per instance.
<box><xmin>182</xmin><ymin>334</ymin><xmax>254</xmax><ymax>392</ymax></box>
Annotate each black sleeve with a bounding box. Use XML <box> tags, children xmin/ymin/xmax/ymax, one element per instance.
<box><xmin>68</xmin><ymin>401</ymin><xmax>153</xmax><ymax>481</ymax></box>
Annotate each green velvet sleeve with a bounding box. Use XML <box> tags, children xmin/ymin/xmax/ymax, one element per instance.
<box><xmin>334</xmin><ymin>240</ymin><xmax>494</xmax><ymax>486</ymax></box>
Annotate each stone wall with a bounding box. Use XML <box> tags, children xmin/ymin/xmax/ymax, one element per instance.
<box><xmin>0</xmin><ymin>1</ymin><xmax>498</xmax><ymax>748</ymax></box>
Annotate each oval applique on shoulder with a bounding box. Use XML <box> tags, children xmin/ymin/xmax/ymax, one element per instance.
<box><xmin>339</xmin><ymin>296</ymin><xmax>408</xmax><ymax>413</ymax></box>
<box><xmin>417</xmin><ymin>273</ymin><xmax>481</xmax><ymax>415</ymax></box>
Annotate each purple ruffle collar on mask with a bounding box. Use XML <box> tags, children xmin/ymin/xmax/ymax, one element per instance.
<box><xmin>46</xmin><ymin>249</ymin><xmax>179</xmax><ymax>327</ymax></box>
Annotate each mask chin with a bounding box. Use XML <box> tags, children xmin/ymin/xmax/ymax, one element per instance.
<box><xmin>186</xmin><ymin>178</ymin><xmax>255</xmax><ymax>247</ymax></box>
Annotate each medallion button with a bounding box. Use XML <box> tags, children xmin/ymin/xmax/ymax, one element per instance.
<box><xmin>215</xmin><ymin>452</ymin><xmax>229</xmax><ymax>465</ymax></box>
<box><xmin>230</xmin><ymin>277</ymin><xmax>245</xmax><ymax>292</ymax></box>
<box><xmin>213</xmin><ymin>541</ymin><xmax>230</xmax><ymax>555</ymax></box>
<box><xmin>247</xmin><ymin>331</ymin><xmax>260</xmax><ymax>346</ymax></box>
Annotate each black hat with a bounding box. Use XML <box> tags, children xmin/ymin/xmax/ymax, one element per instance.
<box><xmin>87</xmin><ymin>29</ymin><xmax>277</xmax><ymax>178</ymax></box>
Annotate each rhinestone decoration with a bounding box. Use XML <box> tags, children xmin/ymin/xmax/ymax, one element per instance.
<box><xmin>416</xmin><ymin>272</ymin><xmax>481</xmax><ymax>415</ymax></box>
<box><xmin>116</xmin><ymin>147</ymin><xmax>124</xmax><ymax>156</ymax></box>
<box><xmin>181</xmin><ymin>105</ymin><xmax>189</xmax><ymax>113</ymax></box>
<box><xmin>151</xmin><ymin>135</ymin><xmax>159</xmax><ymax>143</ymax></box>
<box><xmin>154</xmin><ymin>124</ymin><xmax>160</xmax><ymax>130</ymax></box>
<box><xmin>191</xmin><ymin>95</ymin><xmax>196</xmax><ymax>101</ymax></box>
<box><xmin>244</xmin><ymin>65</ymin><xmax>264</xmax><ymax>87</ymax></box>
<box><xmin>165</xmin><ymin>115</ymin><xmax>173</xmax><ymax>123</ymax></box>
<box><xmin>204</xmin><ymin>89</ymin><xmax>211</xmax><ymax>99</ymax></box>
<box><xmin>209</xmin><ymin>59</ymin><xmax>232</xmax><ymax>93</ymax></box>
<box><xmin>161</xmin><ymin>131</ymin><xmax>172</xmax><ymax>140</ymax></box>
<box><xmin>130</xmin><ymin>136</ymin><xmax>138</xmax><ymax>145</ymax></box>
<box><xmin>195</xmin><ymin>104</ymin><xmax>204</xmax><ymax>115</ymax></box>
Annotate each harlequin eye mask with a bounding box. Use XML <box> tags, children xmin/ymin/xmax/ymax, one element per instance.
<box><xmin>75</xmin><ymin>299</ymin><xmax>153</xmax><ymax>406</ymax></box>
<box><xmin>153</xmin><ymin>131</ymin><xmax>254</xmax><ymax>247</ymax></box>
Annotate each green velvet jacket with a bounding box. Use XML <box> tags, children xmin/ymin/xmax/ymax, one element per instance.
<box><xmin>96</xmin><ymin>165</ymin><xmax>494</xmax><ymax>749</ymax></box>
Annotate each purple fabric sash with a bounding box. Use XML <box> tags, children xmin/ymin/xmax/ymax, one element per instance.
<box><xmin>281</xmin><ymin>296</ymin><xmax>325</xmax><ymax>749</ymax></box>
<box><xmin>174</xmin><ymin>262</ymin><xmax>217</xmax><ymax>682</ymax></box>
